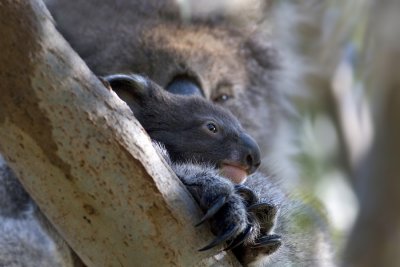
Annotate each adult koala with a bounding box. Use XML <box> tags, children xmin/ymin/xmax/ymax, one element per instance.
<box><xmin>0</xmin><ymin>0</ymin><xmax>334</xmax><ymax>266</ymax></box>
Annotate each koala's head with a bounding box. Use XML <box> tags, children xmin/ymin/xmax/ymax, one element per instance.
<box><xmin>104</xmin><ymin>74</ymin><xmax>261</xmax><ymax>184</ymax></box>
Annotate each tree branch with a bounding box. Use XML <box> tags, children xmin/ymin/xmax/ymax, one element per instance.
<box><xmin>0</xmin><ymin>0</ymin><xmax>240</xmax><ymax>266</ymax></box>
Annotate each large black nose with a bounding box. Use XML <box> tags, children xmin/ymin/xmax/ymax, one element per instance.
<box><xmin>239</xmin><ymin>133</ymin><xmax>261</xmax><ymax>174</ymax></box>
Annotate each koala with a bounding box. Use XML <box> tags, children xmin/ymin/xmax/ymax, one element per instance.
<box><xmin>0</xmin><ymin>0</ymin><xmax>335</xmax><ymax>266</ymax></box>
<box><xmin>104</xmin><ymin>73</ymin><xmax>281</xmax><ymax>255</ymax></box>
<box><xmin>104</xmin><ymin>74</ymin><xmax>261</xmax><ymax>183</ymax></box>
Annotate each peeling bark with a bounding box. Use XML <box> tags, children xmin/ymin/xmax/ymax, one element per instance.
<box><xmin>0</xmin><ymin>0</ymin><xmax>240</xmax><ymax>266</ymax></box>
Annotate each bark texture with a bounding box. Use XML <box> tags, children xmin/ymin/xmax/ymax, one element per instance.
<box><xmin>0</xmin><ymin>0</ymin><xmax>240</xmax><ymax>266</ymax></box>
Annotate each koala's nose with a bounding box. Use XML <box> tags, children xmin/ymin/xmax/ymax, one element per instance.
<box><xmin>240</xmin><ymin>133</ymin><xmax>261</xmax><ymax>174</ymax></box>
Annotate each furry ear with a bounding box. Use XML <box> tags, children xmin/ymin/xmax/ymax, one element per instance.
<box><xmin>102</xmin><ymin>74</ymin><xmax>152</xmax><ymax>108</ymax></box>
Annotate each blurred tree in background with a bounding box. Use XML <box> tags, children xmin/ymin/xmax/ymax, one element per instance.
<box><xmin>292</xmin><ymin>0</ymin><xmax>400</xmax><ymax>265</ymax></box>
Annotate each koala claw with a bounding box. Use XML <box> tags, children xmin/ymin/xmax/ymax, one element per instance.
<box><xmin>224</xmin><ymin>224</ymin><xmax>254</xmax><ymax>251</ymax></box>
<box><xmin>252</xmin><ymin>234</ymin><xmax>282</xmax><ymax>249</ymax></box>
<box><xmin>197</xmin><ymin>187</ymin><xmax>280</xmax><ymax>253</ymax></box>
<box><xmin>195</xmin><ymin>196</ymin><xmax>227</xmax><ymax>227</ymax></box>
<box><xmin>234</xmin><ymin>184</ymin><xmax>258</xmax><ymax>206</ymax></box>
<box><xmin>198</xmin><ymin>224</ymin><xmax>237</xmax><ymax>251</ymax></box>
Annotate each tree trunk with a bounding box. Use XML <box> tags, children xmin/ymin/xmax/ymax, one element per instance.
<box><xmin>0</xmin><ymin>0</ymin><xmax>240</xmax><ymax>266</ymax></box>
<box><xmin>343</xmin><ymin>0</ymin><xmax>400</xmax><ymax>266</ymax></box>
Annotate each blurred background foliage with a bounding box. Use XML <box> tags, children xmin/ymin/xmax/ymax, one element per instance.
<box><xmin>293</xmin><ymin>0</ymin><xmax>370</xmax><ymax>244</ymax></box>
<box><xmin>290</xmin><ymin>0</ymin><xmax>400</xmax><ymax>265</ymax></box>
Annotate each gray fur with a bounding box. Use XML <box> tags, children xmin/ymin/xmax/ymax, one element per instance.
<box><xmin>0</xmin><ymin>165</ymin><xmax>67</xmax><ymax>267</ymax></box>
<box><xmin>0</xmin><ymin>166</ymin><xmax>31</xmax><ymax>219</ymax></box>
<box><xmin>108</xmin><ymin>76</ymin><xmax>277</xmax><ymax>259</ymax></box>
<box><xmin>113</xmin><ymin>72</ymin><xmax>332</xmax><ymax>266</ymax></box>
<box><xmin>159</xmin><ymin>143</ymin><xmax>334</xmax><ymax>266</ymax></box>
<box><xmin>105</xmin><ymin>73</ymin><xmax>261</xmax><ymax>176</ymax></box>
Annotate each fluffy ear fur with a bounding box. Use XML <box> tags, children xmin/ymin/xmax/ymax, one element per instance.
<box><xmin>103</xmin><ymin>74</ymin><xmax>153</xmax><ymax>109</ymax></box>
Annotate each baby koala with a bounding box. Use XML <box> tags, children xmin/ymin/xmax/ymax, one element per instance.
<box><xmin>104</xmin><ymin>74</ymin><xmax>281</xmax><ymax>255</ymax></box>
<box><xmin>105</xmin><ymin>74</ymin><xmax>260</xmax><ymax>184</ymax></box>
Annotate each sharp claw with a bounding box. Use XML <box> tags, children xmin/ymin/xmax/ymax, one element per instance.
<box><xmin>195</xmin><ymin>196</ymin><xmax>227</xmax><ymax>227</ymax></box>
<box><xmin>234</xmin><ymin>185</ymin><xmax>258</xmax><ymax>206</ymax></box>
<box><xmin>198</xmin><ymin>225</ymin><xmax>238</xmax><ymax>251</ymax></box>
<box><xmin>252</xmin><ymin>234</ymin><xmax>282</xmax><ymax>249</ymax></box>
<box><xmin>223</xmin><ymin>224</ymin><xmax>253</xmax><ymax>251</ymax></box>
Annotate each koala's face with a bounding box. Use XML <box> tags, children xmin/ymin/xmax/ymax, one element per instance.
<box><xmin>104</xmin><ymin>74</ymin><xmax>261</xmax><ymax>184</ymax></box>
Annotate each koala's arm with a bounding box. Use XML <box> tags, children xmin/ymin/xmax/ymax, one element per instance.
<box><xmin>153</xmin><ymin>142</ymin><xmax>256</xmax><ymax>248</ymax></box>
<box><xmin>154</xmin><ymin>142</ymin><xmax>334</xmax><ymax>267</ymax></box>
<box><xmin>153</xmin><ymin>142</ymin><xmax>285</xmax><ymax>264</ymax></box>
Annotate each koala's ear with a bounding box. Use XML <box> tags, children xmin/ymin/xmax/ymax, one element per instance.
<box><xmin>102</xmin><ymin>74</ymin><xmax>151</xmax><ymax>107</ymax></box>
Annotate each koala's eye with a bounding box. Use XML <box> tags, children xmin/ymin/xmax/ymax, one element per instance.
<box><xmin>213</xmin><ymin>83</ymin><xmax>234</xmax><ymax>103</ymax></box>
<box><xmin>206</xmin><ymin>122</ymin><xmax>218</xmax><ymax>133</ymax></box>
<box><xmin>166</xmin><ymin>76</ymin><xmax>203</xmax><ymax>96</ymax></box>
<box><xmin>213</xmin><ymin>94</ymin><xmax>232</xmax><ymax>103</ymax></box>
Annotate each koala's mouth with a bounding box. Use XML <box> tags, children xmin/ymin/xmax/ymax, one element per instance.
<box><xmin>219</xmin><ymin>162</ymin><xmax>249</xmax><ymax>184</ymax></box>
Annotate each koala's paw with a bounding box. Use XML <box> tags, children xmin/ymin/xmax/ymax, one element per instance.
<box><xmin>235</xmin><ymin>185</ymin><xmax>282</xmax><ymax>254</ymax></box>
<box><xmin>195</xmin><ymin>184</ymin><xmax>252</xmax><ymax>252</ymax></box>
<box><xmin>193</xmin><ymin>184</ymin><xmax>281</xmax><ymax>253</ymax></box>
<box><xmin>231</xmin><ymin>186</ymin><xmax>282</xmax><ymax>265</ymax></box>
